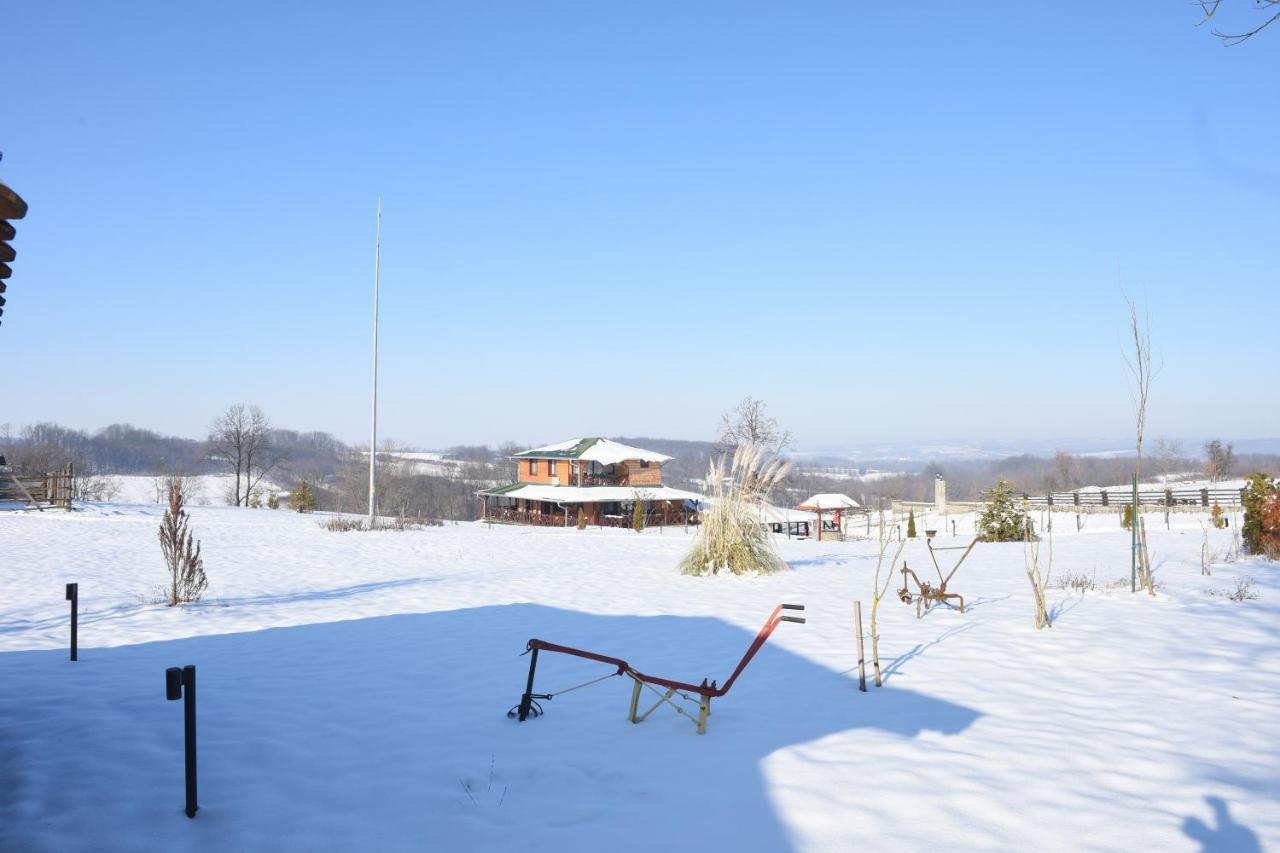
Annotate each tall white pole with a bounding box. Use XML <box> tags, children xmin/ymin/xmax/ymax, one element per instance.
<box><xmin>368</xmin><ymin>196</ymin><xmax>381</xmax><ymax>525</ymax></box>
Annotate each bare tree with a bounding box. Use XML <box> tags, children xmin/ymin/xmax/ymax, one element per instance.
<box><xmin>1023</xmin><ymin>528</ymin><xmax>1053</xmax><ymax>630</ymax></box>
<box><xmin>718</xmin><ymin>396</ymin><xmax>792</xmax><ymax>456</ymax></box>
<box><xmin>209</xmin><ymin>405</ymin><xmax>247</xmax><ymax>505</ymax></box>
<box><xmin>1197</xmin><ymin>0</ymin><xmax>1280</xmax><ymax>45</ymax></box>
<box><xmin>1204</xmin><ymin>439</ymin><xmax>1236</xmax><ymax>483</ymax></box>
<box><xmin>1153</xmin><ymin>437</ymin><xmax>1184</xmax><ymax>484</ymax></box>
<box><xmin>1050</xmin><ymin>449</ymin><xmax>1077</xmax><ymax>493</ymax></box>
<box><xmin>243</xmin><ymin>410</ymin><xmax>284</xmax><ymax>505</ymax></box>
<box><xmin>209</xmin><ymin>404</ymin><xmax>277</xmax><ymax>506</ymax></box>
<box><xmin>869</xmin><ymin>516</ymin><xmax>907</xmax><ymax>686</ymax></box>
<box><xmin>1123</xmin><ymin>297</ymin><xmax>1158</xmax><ymax>483</ymax></box>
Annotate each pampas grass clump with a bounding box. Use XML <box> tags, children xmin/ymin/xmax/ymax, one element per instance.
<box><xmin>680</xmin><ymin>442</ymin><xmax>790</xmax><ymax>576</ymax></box>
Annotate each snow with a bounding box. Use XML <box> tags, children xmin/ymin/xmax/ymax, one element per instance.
<box><xmin>362</xmin><ymin>450</ymin><xmax>465</xmax><ymax>477</ymax></box>
<box><xmin>1</xmin><ymin>502</ymin><xmax>1277</xmax><ymax>851</ymax></box>
<box><xmin>102</xmin><ymin>475</ymin><xmax>290</xmax><ymax>506</ymax></box>
<box><xmin>757</xmin><ymin>503</ymin><xmax>817</xmax><ymax>525</ymax></box>
<box><xmin>514</xmin><ymin>438</ymin><xmax>672</xmax><ymax>465</ymax></box>
<box><xmin>1074</xmin><ymin>478</ymin><xmax>1250</xmax><ymax>494</ymax></box>
<box><xmin>796</xmin><ymin>493</ymin><xmax>860</xmax><ymax>510</ymax></box>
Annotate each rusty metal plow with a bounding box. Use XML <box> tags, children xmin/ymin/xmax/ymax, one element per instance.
<box><xmin>898</xmin><ymin>537</ymin><xmax>978</xmax><ymax>618</ymax></box>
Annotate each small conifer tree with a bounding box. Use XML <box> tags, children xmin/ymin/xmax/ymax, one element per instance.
<box><xmin>1242</xmin><ymin>473</ymin><xmax>1280</xmax><ymax>557</ymax></box>
<box><xmin>978</xmin><ymin>479</ymin><xmax>1032</xmax><ymax>542</ymax></box>
<box><xmin>906</xmin><ymin>509</ymin><xmax>917</xmax><ymax>538</ymax></box>
<box><xmin>1121</xmin><ymin>504</ymin><xmax>1134</xmax><ymax>530</ymax></box>
<box><xmin>632</xmin><ymin>496</ymin><xmax>645</xmax><ymax>532</ymax></box>
<box><xmin>576</xmin><ymin>506</ymin><xmax>586</xmax><ymax>530</ymax></box>
<box><xmin>159</xmin><ymin>483</ymin><xmax>207</xmax><ymax>606</ymax></box>
<box><xmin>267</xmin><ymin>492</ymin><xmax>280</xmax><ymax>510</ymax></box>
<box><xmin>289</xmin><ymin>481</ymin><xmax>317</xmax><ymax>513</ymax></box>
<box><xmin>1211</xmin><ymin>502</ymin><xmax>1226</xmax><ymax>530</ymax></box>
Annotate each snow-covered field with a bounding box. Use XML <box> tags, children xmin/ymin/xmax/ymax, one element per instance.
<box><xmin>93</xmin><ymin>475</ymin><xmax>291</xmax><ymax>507</ymax></box>
<box><xmin>1</xmin><ymin>503</ymin><xmax>1276</xmax><ymax>851</ymax></box>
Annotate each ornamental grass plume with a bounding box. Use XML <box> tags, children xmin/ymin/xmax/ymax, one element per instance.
<box><xmin>680</xmin><ymin>442</ymin><xmax>790</xmax><ymax>576</ymax></box>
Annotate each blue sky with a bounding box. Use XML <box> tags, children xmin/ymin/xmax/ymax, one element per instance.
<box><xmin>3</xmin><ymin>2</ymin><xmax>1277</xmax><ymax>450</ymax></box>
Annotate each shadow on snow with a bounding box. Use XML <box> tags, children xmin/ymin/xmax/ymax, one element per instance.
<box><xmin>1182</xmin><ymin>795</ymin><xmax>1262</xmax><ymax>852</ymax></box>
<box><xmin>0</xmin><ymin>605</ymin><xmax>981</xmax><ymax>852</ymax></box>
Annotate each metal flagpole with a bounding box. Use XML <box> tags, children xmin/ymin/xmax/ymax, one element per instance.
<box><xmin>368</xmin><ymin>196</ymin><xmax>381</xmax><ymax>526</ymax></box>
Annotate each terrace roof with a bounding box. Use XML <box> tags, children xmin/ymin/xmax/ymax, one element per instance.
<box><xmin>478</xmin><ymin>483</ymin><xmax>702</xmax><ymax>504</ymax></box>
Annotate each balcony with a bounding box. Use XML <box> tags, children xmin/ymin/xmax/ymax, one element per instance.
<box><xmin>580</xmin><ymin>474</ymin><xmax>626</xmax><ymax>487</ymax></box>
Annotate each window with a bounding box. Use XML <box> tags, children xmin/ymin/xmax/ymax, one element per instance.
<box><xmin>640</xmin><ymin>460</ymin><xmax>650</xmax><ymax>469</ymax></box>
<box><xmin>549</xmin><ymin>460</ymin><xmax>558</xmax><ymax>476</ymax></box>
<box><xmin>529</xmin><ymin>460</ymin><xmax>538</xmax><ymax>476</ymax></box>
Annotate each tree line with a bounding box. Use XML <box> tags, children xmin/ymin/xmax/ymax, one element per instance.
<box><xmin>3</xmin><ymin>411</ymin><xmax>1276</xmax><ymax>520</ymax></box>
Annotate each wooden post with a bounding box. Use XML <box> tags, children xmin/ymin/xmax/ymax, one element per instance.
<box><xmin>854</xmin><ymin>601</ymin><xmax>867</xmax><ymax>692</ymax></box>
<box><xmin>627</xmin><ymin>676</ymin><xmax>642</xmax><ymax>723</ymax></box>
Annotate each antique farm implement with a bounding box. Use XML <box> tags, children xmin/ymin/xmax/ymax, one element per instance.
<box><xmin>508</xmin><ymin>604</ymin><xmax>805</xmax><ymax>735</ymax></box>
<box><xmin>898</xmin><ymin>537</ymin><xmax>979</xmax><ymax>618</ymax></box>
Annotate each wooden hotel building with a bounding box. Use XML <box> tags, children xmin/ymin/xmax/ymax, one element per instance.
<box><xmin>479</xmin><ymin>437</ymin><xmax>705</xmax><ymax>527</ymax></box>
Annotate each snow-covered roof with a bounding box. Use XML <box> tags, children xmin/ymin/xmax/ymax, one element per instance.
<box><xmin>511</xmin><ymin>438</ymin><xmax>672</xmax><ymax>465</ymax></box>
<box><xmin>758</xmin><ymin>503</ymin><xmax>818</xmax><ymax>524</ymax></box>
<box><xmin>479</xmin><ymin>483</ymin><xmax>703</xmax><ymax>504</ymax></box>
<box><xmin>797</xmin><ymin>493</ymin><xmax>860</xmax><ymax>510</ymax></box>
<box><xmin>697</xmin><ymin>498</ymin><xmax>815</xmax><ymax>525</ymax></box>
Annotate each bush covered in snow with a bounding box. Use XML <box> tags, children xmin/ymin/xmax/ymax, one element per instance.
<box><xmin>978</xmin><ymin>480</ymin><xmax>1031</xmax><ymax>542</ymax></box>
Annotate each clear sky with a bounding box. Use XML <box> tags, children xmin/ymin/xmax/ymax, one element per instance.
<box><xmin>3</xmin><ymin>2</ymin><xmax>1277</xmax><ymax>450</ymax></box>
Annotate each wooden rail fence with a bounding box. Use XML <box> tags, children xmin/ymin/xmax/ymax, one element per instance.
<box><xmin>1024</xmin><ymin>486</ymin><xmax>1245</xmax><ymax>508</ymax></box>
<box><xmin>0</xmin><ymin>462</ymin><xmax>74</xmax><ymax>510</ymax></box>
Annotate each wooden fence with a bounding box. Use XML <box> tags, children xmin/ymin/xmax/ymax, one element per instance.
<box><xmin>0</xmin><ymin>463</ymin><xmax>74</xmax><ymax>510</ymax></box>
<box><xmin>1024</xmin><ymin>486</ymin><xmax>1245</xmax><ymax>509</ymax></box>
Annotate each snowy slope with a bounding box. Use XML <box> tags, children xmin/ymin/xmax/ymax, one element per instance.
<box><xmin>0</xmin><ymin>503</ymin><xmax>1276</xmax><ymax>851</ymax></box>
<box><xmin>107</xmin><ymin>474</ymin><xmax>289</xmax><ymax>506</ymax></box>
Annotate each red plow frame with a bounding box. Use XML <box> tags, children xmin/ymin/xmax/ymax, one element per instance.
<box><xmin>511</xmin><ymin>604</ymin><xmax>805</xmax><ymax>734</ymax></box>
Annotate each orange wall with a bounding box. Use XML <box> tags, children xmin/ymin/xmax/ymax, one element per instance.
<box><xmin>517</xmin><ymin>458</ymin><xmax>663</xmax><ymax>485</ymax></box>
<box><xmin>518</xmin><ymin>458</ymin><xmax>573</xmax><ymax>484</ymax></box>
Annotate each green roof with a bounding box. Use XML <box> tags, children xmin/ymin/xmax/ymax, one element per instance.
<box><xmin>512</xmin><ymin>437</ymin><xmax>602</xmax><ymax>459</ymax></box>
<box><xmin>485</xmin><ymin>481</ymin><xmax>528</xmax><ymax>495</ymax></box>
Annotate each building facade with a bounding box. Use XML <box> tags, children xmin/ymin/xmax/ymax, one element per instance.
<box><xmin>479</xmin><ymin>437</ymin><xmax>705</xmax><ymax>527</ymax></box>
